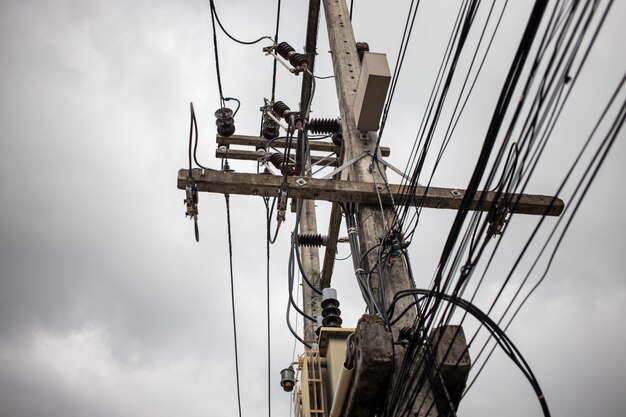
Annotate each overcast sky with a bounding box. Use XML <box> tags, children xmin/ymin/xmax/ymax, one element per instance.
<box><xmin>0</xmin><ymin>1</ymin><xmax>625</xmax><ymax>417</ymax></box>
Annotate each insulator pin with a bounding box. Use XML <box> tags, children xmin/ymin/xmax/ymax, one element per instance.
<box><xmin>276</xmin><ymin>41</ymin><xmax>309</xmax><ymax>69</ymax></box>
<box><xmin>307</xmin><ymin>118</ymin><xmax>341</xmax><ymax>135</ymax></box>
<box><xmin>297</xmin><ymin>233</ymin><xmax>328</xmax><ymax>247</ymax></box>
<box><xmin>215</xmin><ymin>107</ymin><xmax>235</xmax><ymax>137</ymax></box>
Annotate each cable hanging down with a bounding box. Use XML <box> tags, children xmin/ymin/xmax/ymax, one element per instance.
<box><xmin>224</xmin><ymin>195</ymin><xmax>243</xmax><ymax>417</ymax></box>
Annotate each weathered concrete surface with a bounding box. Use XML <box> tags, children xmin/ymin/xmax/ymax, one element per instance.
<box><xmin>428</xmin><ymin>325</ymin><xmax>471</xmax><ymax>416</ymax></box>
<box><xmin>343</xmin><ymin>315</ymin><xmax>393</xmax><ymax>417</ymax></box>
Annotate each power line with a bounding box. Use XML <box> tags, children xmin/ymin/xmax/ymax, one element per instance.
<box><xmin>264</xmin><ymin>198</ymin><xmax>272</xmax><ymax>417</ymax></box>
<box><xmin>224</xmin><ymin>195</ymin><xmax>243</xmax><ymax>417</ymax></box>
<box><xmin>209</xmin><ymin>0</ymin><xmax>273</xmax><ymax>45</ymax></box>
<box><xmin>271</xmin><ymin>0</ymin><xmax>282</xmax><ymax>102</ymax></box>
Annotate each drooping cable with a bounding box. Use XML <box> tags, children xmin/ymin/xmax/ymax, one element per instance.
<box><xmin>190</xmin><ymin>102</ymin><xmax>211</xmax><ymax>170</ymax></box>
<box><xmin>458</xmin><ymin>1</ymin><xmax>614</xmax><ymax>377</ymax></box>
<box><xmin>224</xmin><ymin>194</ymin><xmax>243</xmax><ymax>417</ymax></box>
<box><xmin>426</xmin><ymin>2</ymin><xmax>619</xmax><ymax>400</ymax></box>
<box><xmin>382</xmin><ymin>3</ymin><xmax>552</xmax><ymax>413</ymax></box>
<box><xmin>264</xmin><ymin>198</ymin><xmax>272</xmax><ymax>417</ymax></box>
<box><xmin>209</xmin><ymin>0</ymin><xmax>273</xmax><ymax>45</ymax></box>
<box><xmin>466</xmin><ymin>69</ymin><xmax>626</xmax><ymax>394</ymax></box>
<box><xmin>386</xmin><ymin>289</ymin><xmax>552</xmax><ymax>417</ymax></box>
<box><xmin>208</xmin><ymin>1</ymin><xmax>225</xmax><ymax>105</ymax></box>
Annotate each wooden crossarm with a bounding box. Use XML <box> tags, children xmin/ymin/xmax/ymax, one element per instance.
<box><xmin>178</xmin><ymin>168</ymin><xmax>564</xmax><ymax>216</ymax></box>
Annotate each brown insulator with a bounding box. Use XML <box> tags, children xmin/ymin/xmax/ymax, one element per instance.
<box><xmin>276</xmin><ymin>41</ymin><xmax>309</xmax><ymax>68</ymax></box>
<box><xmin>308</xmin><ymin>118</ymin><xmax>341</xmax><ymax>135</ymax></box>
<box><xmin>215</xmin><ymin>107</ymin><xmax>235</xmax><ymax>137</ymax></box>
<box><xmin>297</xmin><ymin>233</ymin><xmax>327</xmax><ymax>247</ymax></box>
<box><xmin>262</xmin><ymin>113</ymin><xmax>280</xmax><ymax>140</ymax></box>
<box><xmin>273</xmin><ymin>101</ymin><xmax>291</xmax><ymax>120</ymax></box>
<box><xmin>268</xmin><ymin>152</ymin><xmax>297</xmax><ymax>176</ymax></box>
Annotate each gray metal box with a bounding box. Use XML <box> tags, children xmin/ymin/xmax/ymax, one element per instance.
<box><xmin>353</xmin><ymin>52</ymin><xmax>391</xmax><ymax>132</ymax></box>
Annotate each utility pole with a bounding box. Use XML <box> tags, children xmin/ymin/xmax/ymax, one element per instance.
<box><xmin>178</xmin><ymin>0</ymin><xmax>564</xmax><ymax>415</ymax></box>
<box><xmin>320</xmin><ymin>1</ymin><xmax>439</xmax><ymax>414</ymax></box>
<box><xmin>297</xmin><ymin>0</ymin><xmax>323</xmax><ymax>345</ymax></box>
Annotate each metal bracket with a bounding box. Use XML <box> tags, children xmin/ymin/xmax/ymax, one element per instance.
<box><xmin>375</xmin><ymin>158</ymin><xmax>415</xmax><ymax>182</ymax></box>
<box><xmin>322</xmin><ymin>151</ymin><xmax>370</xmax><ymax>180</ymax></box>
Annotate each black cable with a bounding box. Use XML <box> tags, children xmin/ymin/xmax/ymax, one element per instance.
<box><xmin>286</xmin><ymin>198</ymin><xmax>318</xmax><ymax>323</ymax></box>
<box><xmin>402</xmin><ymin>0</ymin><xmax>507</xmax><ymax>240</ymax></box>
<box><xmin>224</xmin><ymin>194</ymin><xmax>243</xmax><ymax>417</ymax></box>
<box><xmin>431</xmin><ymin>0</ymin><xmax>548</xmax><ymax>314</ymax></box>
<box><xmin>190</xmin><ymin>102</ymin><xmax>211</xmax><ymax>170</ymax></box>
<box><xmin>209</xmin><ymin>0</ymin><xmax>273</xmax><ymax>45</ymax></box>
<box><xmin>388</xmin><ymin>289</ymin><xmax>552</xmax><ymax>417</ymax></box>
<box><xmin>208</xmin><ymin>1</ymin><xmax>225</xmax><ymax>104</ymax></box>
<box><xmin>264</xmin><ymin>198</ymin><xmax>272</xmax><ymax>417</ymax></box>
<box><xmin>223</xmin><ymin>97</ymin><xmax>241</xmax><ymax>116</ymax></box>
<box><xmin>286</xmin><ymin>295</ymin><xmax>312</xmax><ymax>348</ymax></box>
<box><xmin>446</xmin><ymin>1</ymin><xmax>584</xmax><ymax>328</ymax></box>
<box><xmin>265</xmin><ymin>196</ymin><xmax>282</xmax><ymax>244</ymax></box>
<box><xmin>467</xmin><ymin>70</ymin><xmax>625</xmax><ymax>394</ymax></box>
<box><xmin>460</xmin><ymin>1</ymin><xmax>611</xmax><ymax>362</ymax></box>
<box><xmin>394</xmin><ymin>0</ymin><xmax>474</xmax><ymax>230</ymax></box>
<box><xmin>376</xmin><ymin>0</ymin><xmax>420</xmax><ymax>150</ymax></box>
<box><xmin>349</xmin><ymin>0</ymin><xmax>354</xmax><ymax>20</ymax></box>
<box><xmin>294</xmin><ymin>242</ymin><xmax>323</xmax><ymax>295</ymax></box>
<box><xmin>188</xmin><ymin>102</ymin><xmax>194</xmax><ymax>172</ymax></box>
<box><xmin>271</xmin><ymin>0</ymin><xmax>282</xmax><ymax>102</ymax></box>
<box><xmin>385</xmin><ymin>5</ymin><xmax>551</xmax><ymax>412</ymax></box>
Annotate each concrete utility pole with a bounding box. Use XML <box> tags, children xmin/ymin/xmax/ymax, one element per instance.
<box><xmin>177</xmin><ymin>0</ymin><xmax>564</xmax><ymax>415</ymax></box>
<box><xmin>320</xmin><ymin>0</ymin><xmax>439</xmax><ymax>414</ymax></box>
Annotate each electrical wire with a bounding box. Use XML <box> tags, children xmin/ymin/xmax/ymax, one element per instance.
<box><xmin>385</xmin><ymin>289</ymin><xmax>552</xmax><ymax>417</ymax></box>
<box><xmin>466</xmin><ymin>69</ymin><xmax>625</xmax><ymax>394</ymax></box>
<box><xmin>189</xmin><ymin>102</ymin><xmax>211</xmax><ymax>170</ymax></box>
<box><xmin>264</xmin><ymin>198</ymin><xmax>272</xmax><ymax>417</ymax></box>
<box><xmin>209</xmin><ymin>0</ymin><xmax>273</xmax><ymax>45</ymax></box>
<box><xmin>271</xmin><ymin>0</ymin><xmax>282</xmax><ymax>101</ymax></box>
<box><xmin>376</xmin><ymin>0</ymin><xmax>421</xmax><ymax>150</ymax></box>
<box><xmin>208</xmin><ymin>1</ymin><xmax>225</xmax><ymax>105</ymax></box>
<box><xmin>454</xmin><ymin>2</ymin><xmax>613</xmax><ymax>378</ymax></box>
<box><xmin>224</xmin><ymin>194</ymin><xmax>243</xmax><ymax>417</ymax></box>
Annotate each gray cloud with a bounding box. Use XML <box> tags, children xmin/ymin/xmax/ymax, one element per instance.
<box><xmin>0</xmin><ymin>1</ymin><xmax>624</xmax><ymax>416</ymax></box>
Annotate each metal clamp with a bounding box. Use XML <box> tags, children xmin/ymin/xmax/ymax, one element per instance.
<box><xmin>184</xmin><ymin>176</ymin><xmax>200</xmax><ymax>242</ymax></box>
<box><xmin>277</xmin><ymin>182</ymin><xmax>289</xmax><ymax>223</ymax></box>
